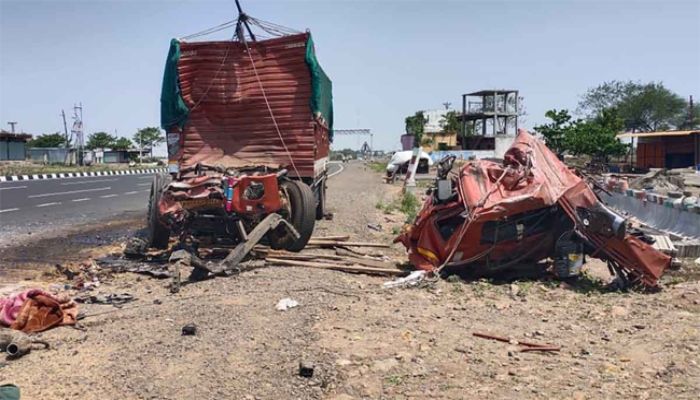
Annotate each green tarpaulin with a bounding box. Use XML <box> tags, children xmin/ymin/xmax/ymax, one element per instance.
<box><xmin>305</xmin><ymin>34</ymin><xmax>334</xmax><ymax>140</ymax></box>
<box><xmin>160</xmin><ymin>34</ymin><xmax>333</xmax><ymax>141</ymax></box>
<box><xmin>160</xmin><ymin>39</ymin><xmax>190</xmax><ymax>130</ymax></box>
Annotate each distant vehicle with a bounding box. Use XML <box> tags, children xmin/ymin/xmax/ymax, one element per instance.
<box><xmin>385</xmin><ymin>149</ymin><xmax>433</xmax><ymax>176</ymax></box>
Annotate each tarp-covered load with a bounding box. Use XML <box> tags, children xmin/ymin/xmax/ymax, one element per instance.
<box><xmin>161</xmin><ymin>32</ymin><xmax>332</xmax><ymax>178</ymax></box>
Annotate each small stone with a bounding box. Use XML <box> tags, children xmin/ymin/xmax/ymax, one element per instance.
<box><xmin>299</xmin><ymin>360</ymin><xmax>315</xmax><ymax>378</ymax></box>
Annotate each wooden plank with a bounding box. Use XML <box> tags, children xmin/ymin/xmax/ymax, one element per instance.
<box><xmin>265</xmin><ymin>257</ymin><xmax>405</xmax><ymax>276</ymax></box>
<box><xmin>307</xmin><ymin>240</ymin><xmax>391</xmax><ymax>248</ymax></box>
<box><xmin>310</xmin><ymin>235</ymin><xmax>350</xmax><ymax>241</ymax></box>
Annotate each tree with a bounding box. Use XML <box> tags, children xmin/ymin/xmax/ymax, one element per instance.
<box><xmin>578</xmin><ymin>81</ymin><xmax>687</xmax><ymax>132</ymax></box>
<box><xmin>27</xmin><ymin>133</ymin><xmax>66</xmax><ymax>148</ymax></box>
<box><xmin>86</xmin><ymin>132</ymin><xmax>116</xmax><ymax>150</ymax></box>
<box><xmin>112</xmin><ymin>137</ymin><xmax>133</xmax><ymax>150</ymax></box>
<box><xmin>404</xmin><ymin>111</ymin><xmax>426</xmax><ymax>147</ymax></box>
<box><xmin>533</xmin><ymin>109</ymin><xmax>576</xmax><ymax>156</ymax></box>
<box><xmin>133</xmin><ymin>127</ymin><xmax>164</xmax><ymax>157</ymax></box>
<box><xmin>439</xmin><ymin>110</ymin><xmax>461</xmax><ymax>135</ymax></box>
<box><xmin>565</xmin><ymin>109</ymin><xmax>628</xmax><ymax>162</ymax></box>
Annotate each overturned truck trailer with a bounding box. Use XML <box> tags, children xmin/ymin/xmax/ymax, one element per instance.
<box><xmin>397</xmin><ymin>131</ymin><xmax>670</xmax><ymax>289</ymax></box>
<box><xmin>148</xmin><ymin>17</ymin><xmax>333</xmax><ymax>267</ymax></box>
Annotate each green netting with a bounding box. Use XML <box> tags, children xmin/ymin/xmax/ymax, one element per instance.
<box><xmin>160</xmin><ymin>39</ymin><xmax>189</xmax><ymax>130</ymax></box>
<box><xmin>305</xmin><ymin>34</ymin><xmax>334</xmax><ymax>141</ymax></box>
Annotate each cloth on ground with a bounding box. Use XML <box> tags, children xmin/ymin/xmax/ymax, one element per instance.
<box><xmin>0</xmin><ymin>289</ymin><xmax>78</xmax><ymax>333</ymax></box>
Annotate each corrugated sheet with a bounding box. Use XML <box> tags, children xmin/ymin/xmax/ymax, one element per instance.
<box><xmin>177</xmin><ymin>33</ymin><xmax>329</xmax><ymax>178</ymax></box>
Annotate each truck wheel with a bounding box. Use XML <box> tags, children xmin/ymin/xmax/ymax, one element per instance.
<box><xmin>147</xmin><ymin>174</ymin><xmax>171</xmax><ymax>249</ymax></box>
<box><xmin>269</xmin><ymin>180</ymin><xmax>316</xmax><ymax>252</ymax></box>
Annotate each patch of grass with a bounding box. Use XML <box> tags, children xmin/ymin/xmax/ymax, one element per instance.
<box><xmin>391</xmin><ymin>226</ymin><xmax>401</xmax><ymax>235</ymax></box>
<box><xmin>385</xmin><ymin>375</ymin><xmax>404</xmax><ymax>386</ymax></box>
<box><xmin>367</xmin><ymin>161</ymin><xmax>386</xmax><ymax>174</ymax></box>
<box><xmin>399</xmin><ymin>191</ymin><xmax>420</xmax><ymax>223</ymax></box>
<box><xmin>0</xmin><ymin>162</ymin><xmax>158</xmax><ymax>176</ymax></box>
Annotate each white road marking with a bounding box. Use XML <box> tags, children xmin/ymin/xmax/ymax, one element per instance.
<box><xmin>100</xmin><ymin>194</ymin><xmax>118</xmax><ymax>198</ymax></box>
<box><xmin>137</xmin><ymin>182</ymin><xmax>151</xmax><ymax>186</ymax></box>
<box><xmin>327</xmin><ymin>162</ymin><xmax>345</xmax><ymax>179</ymax></box>
<box><xmin>61</xmin><ymin>178</ymin><xmax>119</xmax><ymax>185</ymax></box>
<box><xmin>72</xmin><ymin>198</ymin><xmax>90</xmax><ymax>202</ymax></box>
<box><xmin>0</xmin><ymin>186</ymin><xmax>28</xmax><ymax>191</ymax></box>
<box><xmin>36</xmin><ymin>202</ymin><xmax>61</xmax><ymax>208</ymax></box>
<box><xmin>28</xmin><ymin>187</ymin><xmax>111</xmax><ymax>198</ymax></box>
<box><xmin>0</xmin><ymin>208</ymin><xmax>20</xmax><ymax>213</ymax></box>
<box><xmin>123</xmin><ymin>191</ymin><xmax>139</xmax><ymax>195</ymax></box>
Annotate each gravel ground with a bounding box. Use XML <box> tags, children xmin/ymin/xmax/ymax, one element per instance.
<box><xmin>1</xmin><ymin>161</ymin><xmax>699</xmax><ymax>399</ymax></box>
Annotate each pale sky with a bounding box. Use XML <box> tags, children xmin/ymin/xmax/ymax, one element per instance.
<box><xmin>1</xmin><ymin>0</ymin><xmax>699</xmax><ymax>153</ymax></box>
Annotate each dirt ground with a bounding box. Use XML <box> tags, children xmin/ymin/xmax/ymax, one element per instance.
<box><xmin>1</xmin><ymin>162</ymin><xmax>699</xmax><ymax>399</ymax></box>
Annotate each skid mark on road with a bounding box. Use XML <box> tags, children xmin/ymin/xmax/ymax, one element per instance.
<box><xmin>36</xmin><ymin>202</ymin><xmax>61</xmax><ymax>208</ymax></box>
<box><xmin>28</xmin><ymin>187</ymin><xmax>111</xmax><ymax>198</ymax></box>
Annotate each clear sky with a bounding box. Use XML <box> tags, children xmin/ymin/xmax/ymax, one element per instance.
<box><xmin>1</xmin><ymin>0</ymin><xmax>699</xmax><ymax>153</ymax></box>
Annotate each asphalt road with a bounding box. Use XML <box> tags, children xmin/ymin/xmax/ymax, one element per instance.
<box><xmin>0</xmin><ymin>163</ymin><xmax>344</xmax><ymax>246</ymax></box>
<box><xmin>0</xmin><ymin>173</ymin><xmax>155</xmax><ymax>242</ymax></box>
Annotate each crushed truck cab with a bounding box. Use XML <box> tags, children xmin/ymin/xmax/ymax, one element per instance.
<box><xmin>396</xmin><ymin>130</ymin><xmax>670</xmax><ymax>289</ymax></box>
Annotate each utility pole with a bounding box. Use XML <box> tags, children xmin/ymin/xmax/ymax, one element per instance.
<box><xmin>72</xmin><ymin>103</ymin><xmax>84</xmax><ymax>165</ymax></box>
<box><xmin>61</xmin><ymin>110</ymin><xmax>69</xmax><ymax>147</ymax></box>
<box><xmin>7</xmin><ymin>121</ymin><xmax>17</xmax><ymax>133</ymax></box>
<box><xmin>442</xmin><ymin>102</ymin><xmax>451</xmax><ymax>110</ymax></box>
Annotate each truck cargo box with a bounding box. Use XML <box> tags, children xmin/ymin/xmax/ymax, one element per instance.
<box><xmin>161</xmin><ymin>32</ymin><xmax>333</xmax><ymax>180</ymax></box>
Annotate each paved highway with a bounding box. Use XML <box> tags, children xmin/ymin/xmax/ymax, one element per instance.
<box><xmin>0</xmin><ymin>173</ymin><xmax>155</xmax><ymax>242</ymax></box>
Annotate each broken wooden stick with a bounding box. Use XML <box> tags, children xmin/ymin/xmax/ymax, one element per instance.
<box><xmin>307</xmin><ymin>240</ymin><xmax>391</xmax><ymax>248</ymax></box>
<box><xmin>310</xmin><ymin>235</ymin><xmax>350</xmax><ymax>242</ymax></box>
<box><xmin>265</xmin><ymin>257</ymin><xmax>405</xmax><ymax>276</ymax></box>
<box><xmin>472</xmin><ymin>332</ymin><xmax>560</xmax><ymax>352</ymax></box>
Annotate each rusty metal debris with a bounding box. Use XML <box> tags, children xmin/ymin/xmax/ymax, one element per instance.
<box><xmin>396</xmin><ymin>130</ymin><xmax>671</xmax><ymax>289</ymax></box>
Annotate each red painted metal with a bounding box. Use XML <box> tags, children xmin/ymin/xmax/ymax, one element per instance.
<box><xmin>397</xmin><ymin>130</ymin><xmax>670</xmax><ymax>288</ymax></box>
<box><xmin>175</xmin><ymin>33</ymin><xmax>329</xmax><ymax>179</ymax></box>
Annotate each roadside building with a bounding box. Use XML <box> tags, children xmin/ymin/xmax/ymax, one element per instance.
<box><xmin>103</xmin><ymin>148</ymin><xmax>149</xmax><ymax>163</ymax></box>
<box><xmin>421</xmin><ymin>109</ymin><xmax>458</xmax><ymax>152</ymax></box>
<box><xmin>0</xmin><ymin>131</ymin><xmax>32</xmax><ymax>161</ymax></box>
<box><xmin>618</xmin><ymin>130</ymin><xmax>700</xmax><ymax>169</ymax></box>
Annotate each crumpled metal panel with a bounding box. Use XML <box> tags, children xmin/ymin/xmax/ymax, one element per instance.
<box><xmin>176</xmin><ymin>33</ymin><xmax>329</xmax><ymax>178</ymax></box>
<box><xmin>397</xmin><ymin>130</ymin><xmax>670</xmax><ymax>288</ymax></box>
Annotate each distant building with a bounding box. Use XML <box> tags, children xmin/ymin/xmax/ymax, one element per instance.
<box><xmin>618</xmin><ymin>130</ymin><xmax>700</xmax><ymax>169</ymax></box>
<box><xmin>458</xmin><ymin>89</ymin><xmax>520</xmax><ymax>158</ymax></box>
<box><xmin>0</xmin><ymin>131</ymin><xmax>32</xmax><ymax>161</ymax></box>
<box><xmin>420</xmin><ymin>109</ymin><xmax>459</xmax><ymax>152</ymax></box>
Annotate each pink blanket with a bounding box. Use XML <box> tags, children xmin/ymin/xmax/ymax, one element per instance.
<box><xmin>0</xmin><ymin>289</ymin><xmax>55</xmax><ymax>326</ymax></box>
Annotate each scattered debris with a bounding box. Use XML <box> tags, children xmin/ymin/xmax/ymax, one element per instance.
<box><xmin>275</xmin><ymin>298</ymin><xmax>299</xmax><ymax>311</ymax></box>
<box><xmin>472</xmin><ymin>332</ymin><xmax>561</xmax><ymax>353</ymax></box>
<box><xmin>383</xmin><ymin>270</ymin><xmax>427</xmax><ymax>289</ymax></box>
<box><xmin>0</xmin><ymin>330</ymin><xmax>50</xmax><ymax>359</ymax></box>
<box><xmin>298</xmin><ymin>360</ymin><xmax>315</xmax><ymax>378</ymax></box>
<box><xmin>181</xmin><ymin>323</ymin><xmax>197</xmax><ymax>336</ymax></box>
<box><xmin>367</xmin><ymin>223</ymin><xmax>382</xmax><ymax>231</ymax></box>
<box><xmin>74</xmin><ymin>293</ymin><xmax>134</xmax><ymax>307</ymax></box>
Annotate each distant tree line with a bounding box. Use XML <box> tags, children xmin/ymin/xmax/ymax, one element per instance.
<box><xmin>534</xmin><ymin>80</ymin><xmax>698</xmax><ymax>161</ymax></box>
<box><xmin>29</xmin><ymin>127</ymin><xmax>165</xmax><ymax>157</ymax></box>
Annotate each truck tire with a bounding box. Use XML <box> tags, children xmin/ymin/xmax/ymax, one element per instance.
<box><xmin>147</xmin><ymin>174</ymin><xmax>171</xmax><ymax>249</ymax></box>
<box><xmin>269</xmin><ymin>180</ymin><xmax>316</xmax><ymax>252</ymax></box>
